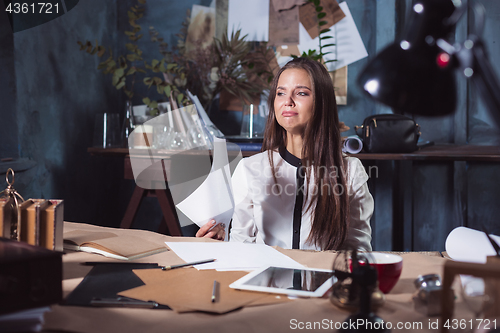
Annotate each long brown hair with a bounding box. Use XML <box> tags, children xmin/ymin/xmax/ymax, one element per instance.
<box><xmin>261</xmin><ymin>57</ymin><xmax>349</xmax><ymax>250</ymax></box>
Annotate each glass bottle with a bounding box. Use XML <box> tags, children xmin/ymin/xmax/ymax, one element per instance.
<box><xmin>121</xmin><ymin>100</ymin><xmax>135</xmax><ymax>148</ymax></box>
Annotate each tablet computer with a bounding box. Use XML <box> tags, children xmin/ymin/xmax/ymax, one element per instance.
<box><xmin>229</xmin><ymin>266</ymin><xmax>335</xmax><ymax>297</ymax></box>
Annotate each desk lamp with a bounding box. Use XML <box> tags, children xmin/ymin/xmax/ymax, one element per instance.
<box><xmin>357</xmin><ymin>2</ymin><xmax>500</xmax><ymax>330</ymax></box>
<box><xmin>357</xmin><ymin>0</ymin><xmax>500</xmax><ymax>127</ymax></box>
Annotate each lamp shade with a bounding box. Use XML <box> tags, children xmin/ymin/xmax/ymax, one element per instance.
<box><xmin>357</xmin><ymin>0</ymin><xmax>458</xmax><ymax>116</ymax></box>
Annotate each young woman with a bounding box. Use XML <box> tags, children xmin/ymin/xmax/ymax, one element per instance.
<box><xmin>197</xmin><ymin>58</ymin><xmax>373</xmax><ymax>251</ymax></box>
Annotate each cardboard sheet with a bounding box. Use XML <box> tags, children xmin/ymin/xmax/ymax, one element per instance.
<box><xmin>268</xmin><ymin>2</ymin><xmax>299</xmax><ymax>46</ymax></box>
<box><xmin>271</xmin><ymin>0</ymin><xmax>304</xmax><ymax>11</ymax></box>
<box><xmin>298</xmin><ymin>0</ymin><xmax>344</xmax><ymax>39</ymax></box>
<box><xmin>119</xmin><ymin>269</ymin><xmax>288</xmax><ymax>313</ymax></box>
<box><xmin>330</xmin><ymin>65</ymin><xmax>347</xmax><ymax>105</ymax></box>
<box><xmin>298</xmin><ymin>2</ymin><xmax>368</xmax><ymax>71</ymax></box>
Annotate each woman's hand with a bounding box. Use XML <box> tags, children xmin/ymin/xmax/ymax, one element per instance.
<box><xmin>195</xmin><ymin>219</ymin><xmax>226</xmax><ymax>240</ymax></box>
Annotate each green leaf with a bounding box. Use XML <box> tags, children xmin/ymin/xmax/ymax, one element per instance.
<box><xmin>164</xmin><ymin>85</ymin><xmax>171</xmax><ymax>97</ymax></box>
<box><xmin>153</xmin><ymin>77</ymin><xmax>162</xmax><ymax>85</ymax></box>
<box><xmin>97</xmin><ymin>46</ymin><xmax>106</xmax><ymax>57</ymax></box>
<box><xmin>151</xmin><ymin>59</ymin><xmax>160</xmax><ymax>67</ymax></box>
<box><xmin>312</xmin><ymin>0</ymin><xmax>320</xmax><ymax>6</ymax></box>
<box><xmin>320</xmin><ymin>28</ymin><xmax>331</xmax><ymax>34</ymax></box>
<box><xmin>143</xmin><ymin>77</ymin><xmax>153</xmax><ymax>88</ymax></box>
<box><xmin>124</xmin><ymin>31</ymin><xmax>135</xmax><ymax>37</ymax></box>
<box><xmin>317</xmin><ymin>12</ymin><xmax>326</xmax><ymax>19</ymax></box>
<box><xmin>126</xmin><ymin>67</ymin><xmax>136</xmax><ymax>75</ymax></box>
<box><xmin>316</xmin><ymin>6</ymin><xmax>323</xmax><ymax>12</ymax></box>
<box><xmin>320</xmin><ymin>36</ymin><xmax>333</xmax><ymax>40</ymax></box>
<box><xmin>116</xmin><ymin>80</ymin><xmax>126</xmax><ymax>90</ymax></box>
<box><xmin>142</xmin><ymin>97</ymin><xmax>151</xmax><ymax>105</ymax></box>
<box><xmin>325</xmin><ymin>59</ymin><xmax>337</xmax><ymax>64</ymax></box>
<box><xmin>319</xmin><ymin>20</ymin><xmax>328</xmax><ymax>26</ymax></box>
<box><xmin>176</xmin><ymin>93</ymin><xmax>184</xmax><ymax>106</ymax></box>
<box><xmin>115</xmin><ymin>67</ymin><xmax>124</xmax><ymax>77</ymax></box>
<box><xmin>323</xmin><ymin>43</ymin><xmax>336</xmax><ymax>47</ymax></box>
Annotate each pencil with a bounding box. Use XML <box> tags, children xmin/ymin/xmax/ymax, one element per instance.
<box><xmin>161</xmin><ymin>258</ymin><xmax>216</xmax><ymax>270</ymax></box>
<box><xmin>211</xmin><ymin>280</ymin><xmax>218</xmax><ymax>303</ymax></box>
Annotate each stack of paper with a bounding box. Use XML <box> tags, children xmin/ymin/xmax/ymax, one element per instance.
<box><xmin>165</xmin><ymin>242</ymin><xmax>305</xmax><ymax>271</ymax></box>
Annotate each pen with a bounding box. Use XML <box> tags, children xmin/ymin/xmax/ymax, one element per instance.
<box><xmin>485</xmin><ymin>233</ymin><xmax>500</xmax><ymax>257</ymax></box>
<box><xmin>90</xmin><ymin>297</ymin><xmax>159</xmax><ymax>308</ymax></box>
<box><xmin>212</xmin><ymin>280</ymin><xmax>219</xmax><ymax>303</ymax></box>
<box><xmin>481</xmin><ymin>226</ymin><xmax>500</xmax><ymax>257</ymax></box>
<box><xmin>81</xmin><ymin>262</ymin><xmax>159</xmax><ymax>266</ymax></box>
<box><xmin>161</xmin><ymin>258</ymin><xmax>216</xmax><ymax>270</ymax></box>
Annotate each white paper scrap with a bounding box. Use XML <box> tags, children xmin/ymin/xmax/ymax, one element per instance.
<box><xmin>228</xmin><ymin>0</ymin><xmax>269</xmax><ymax>41</ymax></box>
<box><xmin>175</xmin><ymin>137</ymin><xmax>234</xmax><ymax>239</ymax></box>
<box><xmin>165</xmin><ymin>241</ymin><xmax>305</xmax><ymax>271</ymax></box>
<box><xmin>445</xmin><ymin>226</ymin><xmax>500</xmax><ymax>264</ymax></box>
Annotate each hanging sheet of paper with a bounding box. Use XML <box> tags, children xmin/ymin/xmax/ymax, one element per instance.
<box><xmin>215</xmin><ymin>0</ymin><xmax>229</xmax><ymax>40</ymax></box>
<box><xmin>175</xmin><ymin>137</ymin><xmax>234</xmax><ymax>240</ymax></box>
<box><xmin>227</xmin><ymin>0</ymin><xmax>269</xmax><ymax>41</ymax></box>
<box><xmin>298</xmin><ymin>0</ymin><xmax>345</xmax><ymax>39</ymax></box>
<box><xmin>298</xmin><ymin>2</ymin><xmax>368</xmax><ymax>71</ymax></box>
<box><xmin>185</xmin><ymin>5</ymin><xmax>216</xmax><ymax>55</ymax></box>
<box><xmin>268</xmin><ymin>1</ymin><xmax>299</xmax><ymax>46</ymax></box>
<box><xmin>271</xmin><ymin>0</ymin><xmax>304</xmax><ymax>11</ymax></box>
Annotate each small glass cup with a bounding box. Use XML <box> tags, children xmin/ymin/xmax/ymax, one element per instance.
<box><xmin>240</xmin><ymin>104</ymin><xmax>267</xmax><ymax>138</ymax></box>
<box><xmin>93</xmin><ymin>113</ymin><xmax>121</xmax><ymax>148</ymax></box>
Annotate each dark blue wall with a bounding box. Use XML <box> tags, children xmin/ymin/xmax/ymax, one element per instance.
<box><xmin>1</xmin><ymin>0</ymin><xmax>499</xmax><ymax>250</ymax></box>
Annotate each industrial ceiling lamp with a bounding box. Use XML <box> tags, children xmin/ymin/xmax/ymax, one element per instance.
<box><xmin>357</xmin><ymin>0</ymin><xmax>500</xmax><ymax>125</ymax></box>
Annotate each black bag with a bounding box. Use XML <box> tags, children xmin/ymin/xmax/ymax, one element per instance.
<box><xmin>355</xmin><ymin>114</ymin><xmax>421</xmax><ymax>153</ymax></box>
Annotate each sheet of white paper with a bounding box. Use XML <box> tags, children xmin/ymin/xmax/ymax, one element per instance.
<box><xmin>186</xmin><ymin>90</ymin><xmax>215</xmax><ymax>128</ymax></box>
<box><xmin>228</xmin><ymin>0</ymin><xmax>269</xmax><ymax>41</ymax></box>
<box><xmin>165</xmin><ymin>242</ymin><xmax>305</xmax><ymax>271</ymax></box>
<box><xmin>445</xmin><ymin>226</ymin><xmax>500</xmax><ymax>264</ymax></box>
<box><xmin>298</xmin><ymin>2</ymin><xmax>368</xmax><ymax>71</ymax></box>
<box><xmin>186</xmin><ymin>90</ymin><xmax>224</xmax><ymax>137</ymax></box>
<box><xmin>175</xmin><ymin>137</ymin><xmax>234</xmax><ymax>240</ymax></box>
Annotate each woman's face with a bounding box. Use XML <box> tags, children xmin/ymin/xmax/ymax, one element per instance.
<box><xmin>274</xmin><ymin>68</ymin><xmax>314</xmax><ymax>136</ymax></box>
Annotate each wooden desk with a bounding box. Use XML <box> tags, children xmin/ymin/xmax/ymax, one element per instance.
<box><xmin>42</xmin><ymin>222</ymin><xmax>477</xmax><ymax>333</ymax></box>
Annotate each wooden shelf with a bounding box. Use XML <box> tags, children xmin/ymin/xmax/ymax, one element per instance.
<box><xmin>351</xmin><ymin>144</ymin><xmax>500</xmax><ymax>162</ymax></box>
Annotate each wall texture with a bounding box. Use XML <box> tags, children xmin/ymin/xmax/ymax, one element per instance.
<box><xmin>0</xmin><ymin>0</ymin><xmax>499</xmax><ymax>250</ymax></box>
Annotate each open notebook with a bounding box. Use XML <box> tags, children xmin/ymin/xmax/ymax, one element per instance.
<box><xmin>63</xmin><ymin>230</ymin><xmax>168</xmax><ymax>260</ymax></box>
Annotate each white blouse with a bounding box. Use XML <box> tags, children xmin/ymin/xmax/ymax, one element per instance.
<box><xmin>229</xmin><ymin>148</ymin><xmax>373</xmax><ymax>251</ymax></box>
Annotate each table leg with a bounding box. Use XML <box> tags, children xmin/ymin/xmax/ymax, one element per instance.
<box><xmin>120</xmin><ymin>185</ymin><xmax>146</xmax><ymax>229</ymax></box>
<box><xmin>155</xmin><ymin>188</ymin><xmax>182</xmax><ymax>236</ymax></box>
